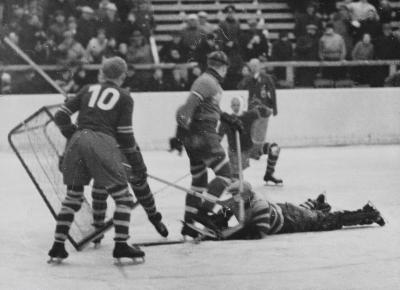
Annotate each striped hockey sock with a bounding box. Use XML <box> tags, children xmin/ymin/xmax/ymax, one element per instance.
<box><xmin>131</xmin><ymin>180</ymin><xmax>157</xmax><ymax>217</ymax></box>
<box><xmin>54</xmin><ymin>187</ymin><xmax>84</xmax><ymax>243</ymax></box>
<box><xmin>109</xmin><ymin>184</ymin><xmax>134</xmax><ymax>242</ymax></box>
<box><xmin>91</xmin><ymin>186</ymin><xmax>108</xmax><ymax>228</ymax></box>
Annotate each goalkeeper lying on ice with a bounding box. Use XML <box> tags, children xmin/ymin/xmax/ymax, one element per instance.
<box><xmin>189</xmin><ymin>181</ymin><xmax>385</xmax><ymax>240</ymax></box>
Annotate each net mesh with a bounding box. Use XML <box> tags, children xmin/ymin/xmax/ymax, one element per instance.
<box><xmin>9</xmin><ymin>105</ymin><xmax>113</xmax><ymax>248</ymax></box>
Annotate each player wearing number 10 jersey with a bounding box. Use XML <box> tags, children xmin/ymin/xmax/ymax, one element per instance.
<box><xmin>48</xmin><ymin>57</ymin><xmax>146</xmax><ymax>263</ymax></box>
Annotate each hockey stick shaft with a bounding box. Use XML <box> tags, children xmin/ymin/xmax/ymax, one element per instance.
<box><xmin>148</xmin><ymin>173</ymin><xmax>227</xmax><ymax>207</ymax></box>
<box><xmin>3</xmin><ymin>37</ymin><xmax>67</xmax><ymax>99</ymax></box>
<box><xmin>235</xmin><ymin>130</ymin><xmax>245</xmax><ymax>223</ymax></box>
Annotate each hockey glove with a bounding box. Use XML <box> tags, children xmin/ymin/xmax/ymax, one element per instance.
<box><xmin>257</xmin><ymin>105</ymin><xmax>272</xmax><ymax>118</ymax></box>
<box><xmin>220</xmin><ymin>112</ymin><xmax>244</xmax><ymax>133</ymax></box>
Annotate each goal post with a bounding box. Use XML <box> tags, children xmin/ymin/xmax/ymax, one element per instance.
<box><xmin>8</xmin><ymin>105</ymin><xmax>113</xmax><ymax>250</ymax></box>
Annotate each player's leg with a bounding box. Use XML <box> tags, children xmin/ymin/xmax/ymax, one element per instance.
<box><xmin>126</xmin><ymin>147</ymin><xmax>168</xmax><ymax>237</ymax></box>
<box><xmin>262</xmin><ymin>142</ymin><xmax>283</xmax><ymax>185</ymax></box>
<box><xmin>181</xmin><ymin>153</ymin><xmax>209</xmax><ymax>237</ymax></box>
<box><xmin>48</xmin><ymin>185</ymin><xmax>85</xmax><ymax>261</ymax></box>
<box><xmin>318</xmin><ymin>202</ymin><xmax>385</xmax><ymax>230</ymax></box>
<box><xmin>91</xmin><ymin>185</ymin><xmax>108</xmax><ymax>245</ymax></box>
<box><xmin>48</xmin><ymin>132</ymin><xmax>90</xmax><ymax>262</ymax></box>
<box><xmin>83</xmin><ymin>131</ymin><xmax>145</xmax><ymax>259</ymax></box>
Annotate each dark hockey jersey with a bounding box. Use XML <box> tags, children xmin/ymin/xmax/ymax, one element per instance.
<box><xmin>218</xmin><ymin>108</ymin><xmax>260</xmax><ymax>152</ymax></box>
<box><xmin>54</xmin><ymin>81</ymin><xmax>136</xmax><ymax>153</ymax></box>
<box><xmin>176</xmin><ymin>69</ymin><xmax>223</xmax><ymax>133</ymax></box>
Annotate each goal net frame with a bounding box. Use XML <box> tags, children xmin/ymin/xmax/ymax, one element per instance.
<box><xmin>8</xmin><ymin>104</ymin><xmax>113</xmax><ymax>251</ymax></box>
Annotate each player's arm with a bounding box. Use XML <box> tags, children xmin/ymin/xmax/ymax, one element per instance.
<box><xmin>176</xmin><ymin>77</ymin><xmax>212</xmax><ymax>129</ymax></box>
<box><xmin>116</xmin><ymin>95</ymin><xmax>138</xmax><ymax>162</ymax></box>
<box><xmin>265</xmin><ymin>75</ymin><xmax>278</xmax><ymax>116</ymax></box>
<box><xmin>54</xmin><ymin>90</ymin><xmax>83</xmax><ymax>139</ymax></box>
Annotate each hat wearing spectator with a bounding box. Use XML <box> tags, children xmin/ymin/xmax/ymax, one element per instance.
<box><xmin>198</xmin><ymin>11</ymin><xmax>216</xmax><ymax>35</ymax></box>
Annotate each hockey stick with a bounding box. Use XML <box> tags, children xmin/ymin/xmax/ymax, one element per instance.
<box><xmin>3</xmin><ymin>37</ymin><xmax>68</xmax><ymax>100</ymax></box>
<box><xmin>235</xmin><ymin>130</ymin><xmax>245</xmax><ymax>223</ymax></box>
<box><xmin>147</xmin><ymin>173</ymin><xmax>232</xmax><ymax>209</ymax></box>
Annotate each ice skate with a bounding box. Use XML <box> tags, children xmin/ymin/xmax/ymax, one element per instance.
<box><xmin>113</xmin><ymin>242</ymin><xmax>145</xmax><ymax>265</ymax></box>
<box><xmin>264</xmin><ymin>173</ymin><xmax>283</xmax><ymax>186</ymax></box>
<box><xmin>149</xmin><ymin>212</ymin><xmax>169</xmax><ymax>238</ymax></box>
<box><xmin>181</xmin><ymin>221</ymin><xmax>200</xmax><ymax>239</ymax></box>
<box><xmin>362</xmin><ymin>202</ymin><xmax>386</xmax><ymax>226</ymax></box>
<box><xmin>47</xmin><ymin>241</ymin><xmax>68</xmax><ymax>264</ymax></box>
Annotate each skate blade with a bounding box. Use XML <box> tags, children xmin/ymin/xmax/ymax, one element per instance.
<box><xmin>114</xmin><ymin>257</ymin><xmax>145</xmax><ymax>266</ymax></box>
<box><xmin>47</xmin><ymin>257</ymin><xmax>64</xmax><ymax>264</ymax></box>
<box><xmin>264</xmin><ymin>182</ymin><xmax>283</xmax><ymax>187</ymax></box>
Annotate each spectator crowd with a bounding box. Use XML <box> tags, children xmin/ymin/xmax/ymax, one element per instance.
<box><xmin>1</xmin><ymin>0</ymin><xmax>400</xmax><ymax>94</ymax></box>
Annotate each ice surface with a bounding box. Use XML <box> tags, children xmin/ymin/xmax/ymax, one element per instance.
<box><xmin>0</xmin><ymin>146</ymin><xmax>399</xmax><ymax>290</ymax></box>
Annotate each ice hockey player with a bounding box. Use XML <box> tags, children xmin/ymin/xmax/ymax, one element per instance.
<box><xmin>218</xmin><ymin>97</ymin><xmax>282</xmax><ymax>184</ymax></box>
<box><xmin>175</xmin><ymin>51</ymin><xmax>244</xmax><ymax>238</ymax></box>
<box><xmin>237</xmin><ymin>59</ymin><xmax>281</xmax><ymax>184</ymax></box>
<box><xmin>192</xmin><ymin>181</ymin><xmax>385</xmax><ymax>240</ymax></box>
<box><xmin>49</xmin><ymin>57</ymin><xmax>145</xmax><ymax>263</ymax></box>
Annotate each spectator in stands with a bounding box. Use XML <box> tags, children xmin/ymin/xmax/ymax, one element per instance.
<box><xmin>56</xmin><ymin>30</ymin><xmax>88</xmax><ymax>65</ymax></box>
<box><xmin>188</xmin><ymin>65</ymin><xmax>202</xmax><ymax>85</ymax></box>
<box><xmin>118</xmin><ymin>10</ymin><xmax>140</xmax><ymax>44</ymax></box>
<box><xmin>222</xmin><ymin>37</ymin><xmax>244</xmax><ymax>90</ymax></box>
<box><xmin>44</xmin><ymin>0</ymin><xmax>76</xmax><ymax>26</ymax></box>
<box><xmin>5</xmin><ymin>5</ymin><xmax>25</xmax><ymax>36</ymax></box>
<box><xmin>19</xmin><ymin>14</ymin><xmax>44</xmax><ymax>57</ymax></box>
<box><xmin>126</xmin><ymin>30</ymin><xmax>153</xmax><ymax>64</ymax></box>
<box><xmin>359</xmin><ymin>8</ymin><xmax>382</xmax><ymax>42</ymax></box>
<box><xmin>373</xmin><ymin>23</ymin><xmax>400</xmax><ymax>86</ymax></box>
<box><xmin>319</xmin><ymin>23</ymin><xmax>347</xmax><ymax>61</ymax></box>
<box><xmin>159</xmin><ymin>31</ymin><xmax>187</xmax><ymax>63</ymax></box>
<box><xmin>55</xmin><ymin>66</ymin><xmax>75</xmax><ymax>93</ymax></box>
<box><xmin>180</xmin><ymin>14</ymin><xmax>202</xmax><ymax>57</ymax></box>
<box><xmin>98</xmin><ymin>3</ymin><xmax>121</xmax><ymax>43</ymax></box>
<box><xmin>294</xmin><ymin>3</ymin><xmax>323</xmax><ymax>37</ymax></box>
<box><xmin>146</xmin><ymin>69</ymin><xmax>169</xmax><ymax>91</ymax></box>
<box><xmin>131</xmin><ymin>0</ymin><xmax>156</xmax><ymax>38</ymax></box>
<box><xmin>271</xmin><ymin>32</ymin><xmax>293</xmax><ymax>80</ymax></box>
<box><xmin>377</xmin><ymin>0</ymin><xmax>394</xmax><ymax>23</ymax></box>
<box><xmin>123</xmin><ymin>64</ymin><xmax>143</xmax><ymax>92</ymax></box>
<box><xmin>240</xmin><ymin>19</ymin><xmax>269</xmax><ymax>62</ymax></box>
<box><xmin>76</xmin><ymin>6</ymin><xmax>97</xmax><ymax>47</ymax></box>
<box><xmin>331</xmin><ymin>4</ymin><xmax>354</xmax><ymax>59</ymax></box>
<box><xmin>67</xmin><ymin>16</ymin><xmax>78</xmax><ymax>36</ymax></box>
<box><xmin>198</xmin><ymin>11</ymin><xmax>216</xmax><ymax>35</ymax></box>
<box><xmin>295</xmin><ymin>24</ymin><xmax>320</xmax><ymax>87</ymax></box>
<box><xmin>352</xmin><ymin>33</ymin><xmax>374</xmax><ymax>84</ymax></box>
<box><xmin>0</xmin><ymin>32</ymin><xmax>24</xmax><ymax>64</ymax></box>
<box><xmin>218</xmin><ymin>5</ymin><xmax>241</xmax><ymax>47</ymax></box>
<box><xmin>48</xmin><ymin>10</ymin><xmax>68</xmax><ymax>44</ymax></box>
<box><xmin>347</xmin><ymin>0</ymin><xmax>378</xmax><ymax>22</ymax></box>
<box><xmin>97</xmin><ymin>0</ymin><xmax>112</xmax><ymax>20</ymax></box>
<box><xmin>116</xmin><ymin>42</ymin><xmax>128</xmax><ymax>60</ymax></box>
<box><xmin>319</xmin><ymin>23</ymin><xmax>347</xmax><ymax>80</ymax></box>
<box><xmin>32</xmin><ymin>30</ymin><xmax>55</xmax><ymax>64</ymax></box>
<box><xmin>103</xmin><ymin>37</ymin><xmax>118</xmax><ymax>58</ymax></box>
<box><xmin>12</xmin><ymin>69</ymin><xmax>52</xmax><ymax>94</ymax></box>
<box><xmin>168</xmin><ymin>68</ymin><xmax>189</xmax><ymax>91</ymax></box>
<box><xmin>86</xmin><ymin>28</ymin><xmax>108</xmax><ymax>63</ymax></box>
<box><xmin>193</xmin><ymin>32</ymin><xmax>218</xmax><ymax>71</ymax></box>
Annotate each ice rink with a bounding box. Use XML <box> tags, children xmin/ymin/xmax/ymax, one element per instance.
<box><xmin>0</xmin><ymin>145</ymin><xmax>399</xmax><ymax>290</ymax></box>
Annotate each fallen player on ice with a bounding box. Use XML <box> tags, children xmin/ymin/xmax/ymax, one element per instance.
<box><xmin>187</xmin><ymin>181</ymin><xmax>385</xmax><ymax>240</ymax></box>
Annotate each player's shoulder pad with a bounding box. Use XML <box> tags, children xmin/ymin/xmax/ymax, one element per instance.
<box><xmin>191</xmin><ymin>73</ymin><xmax>218</xmax><ymax>99</ymax></box>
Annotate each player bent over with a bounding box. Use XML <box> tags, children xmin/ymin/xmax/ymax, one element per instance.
<box><xmin>175</xmin><ymin>51</ymin><xmax>243</xmax><ymax>238</ymax></box>
<box><xmin>194</xmin><ymin>181</ymin><xmax>385</xmax><ymax>240</ymax></box>
<box><xmin>218</xmin><ymin>97</ymin><xmax>282</xmax><ymax>184</ymax></box>
<box><xmin>91</xmin><ymin>147</ymin><xmax>168</xmax><ymax>247</ymax></box>
<box><xmin>49</xmin><ymin>57</ymin><xmax>144</xmax><ymax>263</ymax></box>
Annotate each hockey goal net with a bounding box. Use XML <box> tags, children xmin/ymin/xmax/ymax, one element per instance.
<box><xmin>8</xmin><ymin>105</ymin><xmax>113</xmax><ymax>250</ymax></box>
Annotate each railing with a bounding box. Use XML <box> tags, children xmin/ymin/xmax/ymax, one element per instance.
<box><xmin>1</xmin><ymin>60</ymin><xmax>400</xmax><ymax>85</ymax></box>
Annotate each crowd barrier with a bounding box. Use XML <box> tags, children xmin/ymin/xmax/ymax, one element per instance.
<box><xmin>1</xmin><ymin>87</ymin><xmax>399</xmax><ymax>151</ymax></box>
